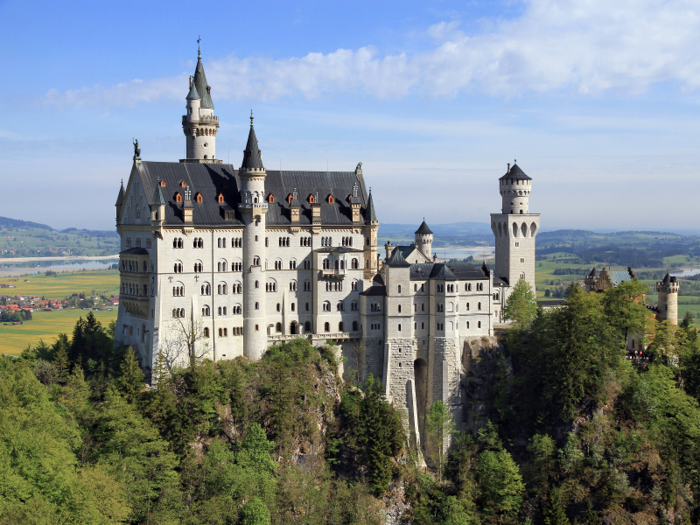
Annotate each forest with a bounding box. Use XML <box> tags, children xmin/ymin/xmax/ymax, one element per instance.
<box><xmin>4</xmin><ymin>279</ymin><xmax>700</xmax><ymax>524</ymax></box>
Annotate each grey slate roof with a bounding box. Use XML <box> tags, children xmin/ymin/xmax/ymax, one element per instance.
<box><xmin>186</xmin><ymin>81</ymin><xmax>200</xmax><ymax>100</ymax></box>
<box><xmin>365</xmin><ymin>191</ymin><xmax>377</xmax><ymax>222</ymax></box>
<box><xmin>193</xmin><ymin>56</ymin><xmax>214</xmax><ymax>108</ymax></box>
<box><xmin>120</xmin><ymin>247</ymin><xmax>149</xmax><ymax>255</ymax></box>
<box><xmin>387</xmin><ymin>246</ymin><xmax>411</xmax><ymax>267</ymax></box>
<box><xmin>415</xmin><ymin>220</ymin><xmax>433</xmax><ymax>235</ymax></box>
<box><xmin>151</xmin><ymin>182</ymin><xmax>165</xmax><ymax>206</ymax></box>
<box><xmin>115</xmin><ymin>182</ymin><xmax>125</xmax><ymax>206</ymax></box>
<box><xmin>499</xmin><ymin>163</ymin><xmax>531</xmax><ymax>181</ymax></box>
<box><xmin>133</xmin><ymin>161</ymin><xmax>371</xmax><ymax>227</ymax></box>
<box><xmin>611</xmin><ymin>270</ymin><xmax>634</xmax><ymax>286</ymax></box>
<box><xmin>409</xmin><ymin>262</ymin><xmax>488</xmax><ymax>281</ymax></box>
<box><xmin>240</xmin><ymin>122</ymin><xmax>264</xmax><ymax>170</ymax></box>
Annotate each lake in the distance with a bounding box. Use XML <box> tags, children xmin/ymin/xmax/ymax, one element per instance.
<box><xmin>670</xmin><ymin>269</ymin><xmax>700</xmax><ymax>278</ymax></box>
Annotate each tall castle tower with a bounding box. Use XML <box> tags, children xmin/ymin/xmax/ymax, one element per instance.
<box><xmin>240</xmin><ymin>113</ymin><xmax>269</xmax><ymax>360</ymax></box>
<box><xmin>656</xmin><ymin>273</ymin><xmax>680</xmax><ymax>325</ymax></box>
<box><xmin>415</xmin><ymin>220</ymin><xmax>433</xmax><ymax>260</ymax></box>
<box><xmin>181</xmin><ymin>45</ymin><xmax>221</xmax><ymax>163</ymax></box>
<box><xmin>491</xmin><ymin>163</ymin><xmax>540</xmax><ymax>305</ymax></box>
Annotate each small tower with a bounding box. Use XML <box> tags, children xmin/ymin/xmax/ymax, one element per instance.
<box><xmin>656</xmin><ymin>273</ymin><xmax>680</xmax><ymax>325</ymax></box>
<box><xmin>491</xmin><ymin>162</ymin><xmax>541</xmax><ymax>305</ymax></box>
<box><xmin>415</xmin><ymin>219</ymin><xmax>433</xmax><ymax>260</ymax></box>
<box><xmin>239</xmin><ymin>112</ymin><xmax>268</xmax><ymax>360</ymax></box>
<box><xmin>150</xmin><ymin>180</ymin><xmax>165</xmax><ymax>228</ymax></box>
<box><xmin>181</xmin><ymin>44</ymin><xmax>221</xmax><ymax>164</ymax></box>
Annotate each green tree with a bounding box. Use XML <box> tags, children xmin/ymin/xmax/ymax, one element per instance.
<box><xmin>438</xmin><ymin>495</ymin><xmax>474</xmax><ymax>525</ymax></box>
<box><xmin>240</xmin><ymin>496</ymin><xmax>271</xmax><ymax>525</ymax></box>
<box><xmin>51</xmin><ymin>333</ymin><xmax>71</xmax><ymax>383</ymax></box>
<box><xmin>502</xmin><ymin>278</ymin><xmax>538</xmax><ymax>327</ymax></box>
<box><xmin>117</xmin><ymin>346</ymin><xmax>144</xmax><ymax>403</ymax></box>
<box><xmin>426</xmin><ymin>400</ymin><xmax>456</xmax><ymax>481</ymax></box>
<box><xmin>542</xmin><ymin>485</ymin><xmax>570</xmax><ymax>525</ymax></box>
<box><xmin>477</xmin><ymin>449</ymin><xmax>524</xmax><ymax>521</ymax></box>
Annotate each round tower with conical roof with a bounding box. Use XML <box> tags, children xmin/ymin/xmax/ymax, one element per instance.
<box><xmin>491</xmin><ymin>162</ymin><xmax>540</xmax><ymax>313</ymax></box>
<box><xmin>182</xmin><ymin>46</ymin><xmax>220</xmax><ymax>163</ymax></box>
<box><xmin>240</xmin><ymin>113</ymin><xmax>268</xmax><ymax>360</ymax></box>
<box><xmin>656</xmin><ymin>273</ymin><xmax>680</xmax><ymax>325</ymax></box>
<box><xmin>415</xmin><ymin>220</ymin><xmax>433</xmax><ymax>260</ymax></box>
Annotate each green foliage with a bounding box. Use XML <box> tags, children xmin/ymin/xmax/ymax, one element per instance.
<box><xmin>503</xmin><ymin>278</ymin><xmax>538</xmax><ymax>326</ymax></box>
<box><xmin>240</xmin><ymin>496</ymin><xmax>270</xmax><ymax>525</ymax></box>
<box><xmin>542</xmin><ymin>485</ymin><xmax>570</xmax><ymax>525</ymax></box>
<box><xmin>476</xmin><ymin>449</ymin><xmax>525</xmax><ymax>521</ymax></box>
<box><xmin>338</xmin><ymin>374</ymin><xmax>404</xmax><ymax>495</ymax></box>
<box><xmin>117</xmin><ymin>346</ymin><xmax>144</xmax><ymax>403</ymax></box>
<box><xmin>426</xmin><ymin>400</ymin><xmax>456</xmax><ymax>480</ymax></box>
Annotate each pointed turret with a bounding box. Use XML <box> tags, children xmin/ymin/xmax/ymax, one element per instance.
<box><xmin>414</xmin><ymin>219</ymin><xmax>433</xmax><ymax>259</ymax></box>
<box><xmin>181</xmin><ymin>45</ymin><xmax>220</xmax><ymax>163</ymax></box>
<box><xmin>365</xmin><ymin>190</ymin><xmax>377</xmax><ymax>223</ymax></box>
<box><xmin>387</xmin><ymin>246</ymin><xmax>411</xmax><ymax>268</ymax></box>
<box><xmin>150</xmin><ymin>180</ymin><xmax>166</xmax><ymax>227</ymax></box>
<box><xmin>115</xmin><ymin>180</ymin><xmax>125</xmax><ymax>223</ymax></box>
<box><xmin>193</xmin><ymin>48</ymin><xmax>214</xmax><ymax>108</ymax></box>
<box><xmin>240</xmin><ymin>112</ymin><xmax>265</xmax><ymax>170</ymax></box>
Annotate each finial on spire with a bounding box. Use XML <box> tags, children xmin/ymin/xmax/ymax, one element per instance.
<box><xmin>250</xmin><ymin>109</ymin><xmax>254</xmax><ymax>126</ymax></box>
<box><xmin>197</xmin><ymin>36</ymin><xmax>201</xmax><ymax>59</ymax></box>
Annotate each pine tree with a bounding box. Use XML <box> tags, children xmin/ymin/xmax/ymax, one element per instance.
<box><xmin>52</xmin><ymin>333</ymin><xmax>71</xmax><ymax>383</ymax></box>
<box><xmin>543</xmin><ymin>485</ymin><xmax>570</xmax><ymax>525</ymax></box>
<box><xmin>117</xmin><ymin>347</ymin><xmax>144</xmax><ymax>404</ymax></box>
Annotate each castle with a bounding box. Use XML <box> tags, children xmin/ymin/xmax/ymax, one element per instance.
<box><xmin>114</xmin><ymin>48</ymin><xmax>540</xmax><ymax>443</ymax></box>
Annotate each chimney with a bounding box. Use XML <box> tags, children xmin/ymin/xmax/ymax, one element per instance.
<box><xmin>507</xmin><ymin>163</ymin><xmax>511</xmax><ymax>173</ymax></box>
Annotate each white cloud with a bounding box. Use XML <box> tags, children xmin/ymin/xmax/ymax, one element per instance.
<box><xmin>42</xmin><ymin>0</ymin><xmax>700</xmax><ymax>107</ymax></box>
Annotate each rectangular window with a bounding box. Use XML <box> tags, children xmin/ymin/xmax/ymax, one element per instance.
<box><xmin>514</xmin><ymin>242</ymin><xmax>520</xmax><ymax>247</ymax></box>
<box><xmin>520</xmin><ymin>257</ymin><xmax>525</xmax><ymax>263</ymax></box>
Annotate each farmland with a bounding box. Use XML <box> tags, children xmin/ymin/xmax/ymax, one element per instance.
<box><xmin>0</xmin><ymin>269</ymin><xmax>120</xmax><ymax>354</ymax></box>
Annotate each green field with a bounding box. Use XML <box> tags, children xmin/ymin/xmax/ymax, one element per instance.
<box><xmin>0</xmin><ymin>308</ymin><xmax>117</xmax><ymax>355</ymax></box>
<box><xmin>0</xmin><ymin>269</ymin><xmax>120</xmax><ymax>354</ymax></box>
<box><xmin>1</xmin><ymin>269</ymin><xmax>120</xmax><ymax>299</ymax></box>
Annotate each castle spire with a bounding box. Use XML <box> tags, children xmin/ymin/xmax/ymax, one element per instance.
<box><xmin>193</xmin><ymin>44</ymin><xmax>213</xmax><ymax>109</ymax></box>
<box><xmin>365</xmin><ymin>189</ymin><xmax>377</xmax><ymax>223</ymax></box>
<box><xmin>240</xmin><ymin>111</ymin><xmax>264</xmax><ymax>170</ymax></box>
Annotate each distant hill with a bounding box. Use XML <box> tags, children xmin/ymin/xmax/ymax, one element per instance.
<box><xmin>0</xmin><ymin>216</ymin><xmax>54</xmax><ymax>231</ymax></box>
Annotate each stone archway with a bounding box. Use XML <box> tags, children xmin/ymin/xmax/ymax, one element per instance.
<box><xmin>290</xmin><ymin>321</ymin><xmax>299</xmax><ymax>335</ymax></box>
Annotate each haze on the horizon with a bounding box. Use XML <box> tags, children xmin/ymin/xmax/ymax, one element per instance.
<box><xmin>2</xmin><ymin>0</ymin><xmax>700</xmax><ymax>231</ymax></box>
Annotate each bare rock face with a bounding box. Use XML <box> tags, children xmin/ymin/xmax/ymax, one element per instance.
<box><xmin>461</xmin><ymin>336</ymin><xmax>510</xmax><ymax>433</ymax></box>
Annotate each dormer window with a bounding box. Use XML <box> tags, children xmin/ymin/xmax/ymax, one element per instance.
<box><xmin>308</xmin><ymin>194</ymin><xmax>316</xmax><ymax>204</ymax></box>
<box><xmin>347</xmin><ymin>194</ymin><xmax>353</xmax><ymax>202</ymax></box>
<box><xmin>268</xmin><ymin>193</ymin><xmax>275</xmax><ymax>203</ymax></box>
<box><xmin>195</xmin><ymin>193</ymin><xmax>203</xmax><ymax>203</ymax></box>
<box><xmin>217</xmin><ymin>193</ymin><xmax>224</xmax><ymax>204</ymax></box>
<box><xmin>327</xmin><ymin>194</ymin><xmax>335</xmax><ymax>204</ymax></box>
<box><xmin>159</xmin><ymin>180</ymin><xmax>166</xmax><ymax>187</ymax></box>
<box><xmin>180</xmin><ymin>181</ymin><xmax>187</xmax><ymax>187</ymax></box>
<box><xmin>175</xmin><ymin>193</ymin><xmax>182</xmax><ymax>203</ymax></box>
<box><xmin>287</xmin><ymin>194</ymin><xmax>293</xmax><ymax>204</ymax></box>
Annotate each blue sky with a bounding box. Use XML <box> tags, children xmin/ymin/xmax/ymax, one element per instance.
<box><xmin>2</xmin><ymin>0</ymin><xmax>700</xmax><ymax>232</ymax></box>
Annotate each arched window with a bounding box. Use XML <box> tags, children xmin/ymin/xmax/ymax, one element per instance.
<box><xmin>323</xmin><ymin>259</ymin><xmax>330</xmax><ymax>270</ymax></box>
<box><xmin>305</xmin><ymin>321</ymin><xmax>311</xmax><ymax>332</ymax></box>
<box><xmin>276</xmin><ymin>322</ymin><xmax>282</xmax><ymax>332</ymax></box>
<box><xmin>218</xmin><ymin>193</ymin><xmax>224</xmax><ymax>203</ymax></box>
<box><xmin>324</xmin><ymin>322</ymin><xmax>330</xmax><ymax>332</ymax></box>
<box><xmin>398</xmin><ymin>305</ymin><xmax>402</xmax><ymax>313</ymax></box>
<box><xmin>323</xmin><ymin>301</ymin><xmax>331</xmax><ymax>312</ymax></box>
<box><xmin>202</xmin><ymin>305</ymin><xmax>210</xmax><ymax>316</ymax></box>
<box><xmin>308</xmin><ymin>194</ymin><xmax>316</xmax><ymax>204</ymax></box>
<box><xmin>255</xmin><ymin>302</ymin><xmax>259</xmax><ymax>310</ymax></box>
<box><xmin>351</xmin><ymin>258</ymin><xmax>359</xmax><ymax>269</ymax></box>
<box><xmin>195</xmin><ymin>193</ymin><xmax>203</xmax><ymax>203</ymax></box>
<box><xmin>352</xmin><ymin>321</ymin><xmax>358</xmax><ymax>331</ymax></box>
<box><xmin>327</xmin><ymin>194</ymin><xmax>334</xmax><ymax>204</ymax></box>
<box><xmin>339</xmin><ymin>322</ymin><xmax>344</xmax><ymax>332</ymax></box>
<box><xmin>398</xmin><ymin>285</ymin><xmax>402</xmax><ymax>294</ymax></box>
<box><xmin>268</xmin><ymin>193</ymin><xmax>275</xmax><ymax>203</ymax></box>
<box><xmin>290</xmin><ymin>280</ymin><xmax>297</xmax><ymax>291</ymax></box>
<box><xmin>253</xmin><ymin>256</ymin><xmax>260</xmax><ymax>266</ymax></box>
<box><xmin>203</xmin><ymin>327</ymin><xmax>210</xmax><ymax>337</ymax></box>
<box><xmin>337</xmin><ymin>301</ymin><xmax>344</xmax><ymax>311</ymax></box>
<box><xmin>175</xmin><ymin>193</ymin><xmax>182</xmax><ymax>203</ymax></box>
